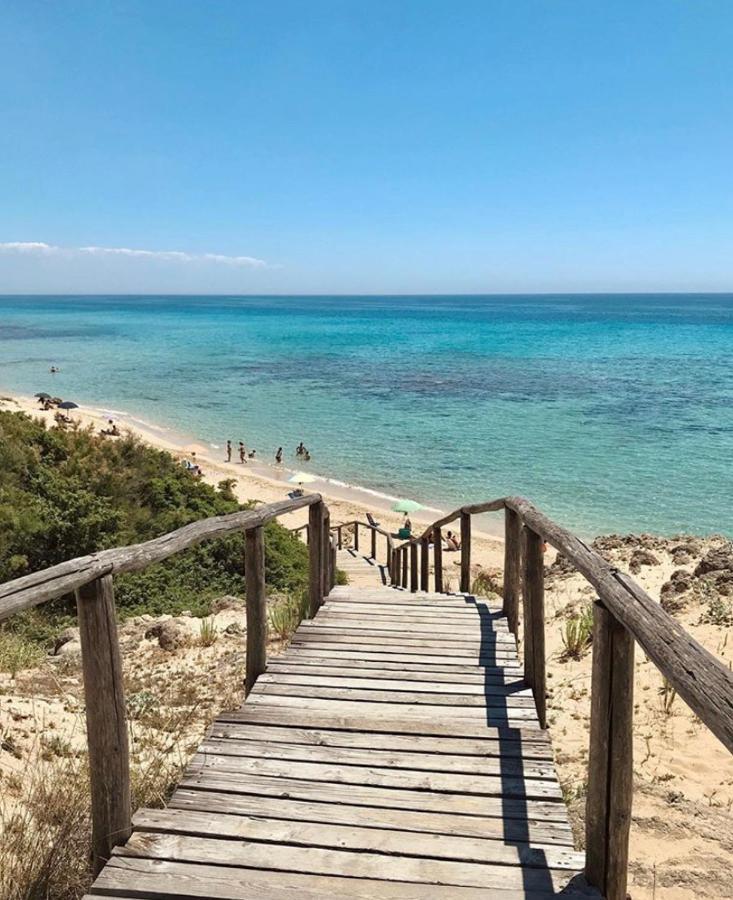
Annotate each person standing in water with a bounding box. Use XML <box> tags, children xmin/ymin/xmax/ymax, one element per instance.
<box><xmin>239</xmin><ymin>442</ymin><xmax>246</xmax><ymax>463</ymax></box>
<box><xmin>275</xmin><ymin>447</ymin><xmax>283</xmax><ymax>464</ymax></box>
<box><xmin>226</xmin><ymin>440</ymin><xmax>232</xmax><ymax>462</ymax></box>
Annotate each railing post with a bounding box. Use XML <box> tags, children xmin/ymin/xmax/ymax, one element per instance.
<box><xmin>76</xmin><ymin>574</ymin><xmax>131</xmax><ymax>875</ymax></box>
<box><xmin>503</xmin><ymin>506</ymin><xmax>521</xmax><ymax>636</ymax></box>
<box><xmin>322</xmin><ymin>509</ymin><xmax>330</xmax><ymax>598</ymax></box>
<box><xmin>371</xmin><ymin>526</ymin><xmax>377</xmax><ymax>561</ymax></box>
<box><xmin>433</xmin><ymin>526</ymin><xmax>443</xmax><ymax>592</ymax></box>
<box><xmin>401</xmin><ymin>546</ymin><xmax>408</xmax><ymax>588</ymax></box>
<box><xmin>460</xmin><ymin>510</ymin><xmax>471</xmax><ymax>593</ymax></box>
<box><xmin>337</xmin><ymin>525</ymin><xmax>342</xmax><ymax>550</ymax></box>
<box><xmin>522</xmin><ymin>526</ymin><xmax>546</xmax><ymax>728</ymax></box>
<box><xmin>586</xmin><ymin>601</ymin><xmax>635</xmax><ymax>900</ymax></box>
<box><xmin>245</xmin><ymin>524</ymin><xmax>267</xmax><ymax>697</ymax></box>
<box><xmin>308</xmin><ymin>501</ymin><xmax>324</xmax><ymax>616</ymax></box>
<box><xmin>330</xmin><ymin>534</ymin><xmax>337</xmax><ymax>591</ymax></box>
<box><xmin>410</xmin><ymin>542</ymin><xmax>418</xmax><ymax>592</ymax></box>
<box><xmin>420</xmin><ymin>536</ymin><xmax>429</xmax><ymax>591</ymax></box>
<box><xmin>354</xmin><ymin>522</ymin><xmax>359</xmax><ymax>552</ymax></box>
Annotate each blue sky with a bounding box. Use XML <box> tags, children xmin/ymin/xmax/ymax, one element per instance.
<box><xmin>1</xmin><ymin>0</ymin><xmax>732</xmax><ymax>293</ymax></box>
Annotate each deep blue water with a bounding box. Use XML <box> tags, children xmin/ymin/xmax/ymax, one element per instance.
<box><xmin>1</xmin><ymin>294</ymin><xmax>732</xmax><ymax>536</ymax></box>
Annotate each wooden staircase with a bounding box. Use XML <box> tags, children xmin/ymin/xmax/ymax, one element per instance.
<box><xmin>84</xmin><ymin>551</ymin><xmax>598</xmax><ymax>899</ymax></box>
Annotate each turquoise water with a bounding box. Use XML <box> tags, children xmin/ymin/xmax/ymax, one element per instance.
<box><xmin>1</xmin><ymin>294</ymin><xmax>732</xmax><ymax>536</ymax></box>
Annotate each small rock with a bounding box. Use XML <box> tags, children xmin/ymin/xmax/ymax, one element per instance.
<box><xmin>629</xmin><ymin>549</ymin><xmax>660</xmax><ymax>574</ymax></box>
<box><xmin>144</xmin><ymin>620</ymin><xmax>187</xmax><ymax>651</ymax></box>
<box><xmin>224</xmin><ymin>622</ymin><xmax>244</xmax><ymax>635</ymax></box>
<box><xmin>58</xmin><ymin>639</ymin><xmax>82</xmax><ymax>657</ymax></box>
<box><xmin>53</xmin><ymin>626</ymin><xmax>80</xmax><ymax>655</ymax></box>
<box><xmin>695</xmin><ymin>545</ymin><xmax>733</xmax><ymax>577</ymax></box>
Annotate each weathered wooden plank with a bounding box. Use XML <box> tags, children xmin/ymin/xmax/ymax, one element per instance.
<box><xmin>460</xmin><ymin>510</ymin><xmax>472</xmax><ymax>593</ymax></box>
<box><xmin>221</xmin><ymin>701</ymin><xmax>550</xmax><ymax>741</ymax></box>
<box><xmin>257</xmin><ymin>671</ymin><xmax>533</xmax><ymax>696</ymax></box>
<box><xmin>200</xmin><ymin>737</ymin><xmax>554</xmax><ymax>777</ymax></box>
<box><xmin>503</xmin><ymin>506</ymin><xmax>521</xmax><ymax>636</ymax></box>
<box><xmin>133</xmin><ymin>808</ymin><xmax>584</xmax><ymax>870</ymax></box>
<box><xmin>91</xmin><ymin>856</ymin><xmax>591</xmax><ymax>900</ymax></box>
<box><xmin>252</xmin><ymin>681</ymin><xmax>537</xmax><ymax>711</ymax></box>
<box><xmin>522</xmin><ymin>526</ymin><xmax>546</xmax><ymax>729</ymax></box>
<box><xmin>308</xmin><ymin>501</ymin><xmax>324</xmax><ymax>616</ymax></box>
<box><xmin>178</xmin><ymin>771</ymin><xmax>569</xmax><ymax>822</ymax></box>
<box><xmin>266</xmin><ymin>660</ymin><xmax>527</xmax><ymax>685</ymax></box>
<box><xmin>310</xmin><ymin>617</ymin><xmax>515</xmax><ymax>639</ymax></box>
<box><xmin>278</xmin><ymin>645</ymin><xmax>525</xmax><ymax>670</ymax></box>
<box><xmin>115</xmin><ymin>831</ymin><xmax>578</xmax><ymax>892</ymax></box>
<box><xmin>169</xmin><ymin>788</ymin><xmax>574</xmax><ymax>844</ymax></box>
<box><xmin>186</xmin><ymin>751</ymin><xmax>560</xmax><ymax>799</ymax></box>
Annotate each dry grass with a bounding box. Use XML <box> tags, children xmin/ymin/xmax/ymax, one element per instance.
<box><xmin>560</xmin><ymin>604</ymin><xmax>594</xmax><ymax>660</ymax></box>
<box><xmin>0</xmin><ymin>629</ymin><xmax>45</xmax><ymax>677</ymax></box>
<box><xmin>268</xmin><ymin>590</ymin><xmax>310</xmax><ymax>641</ymax></box>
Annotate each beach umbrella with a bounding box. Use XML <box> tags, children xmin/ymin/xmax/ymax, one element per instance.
<box><xmin>58</xmin><ymin>401</ymin><xmax>79</xmax><ymax>411</ymax></box>
<box><xmin>288</xmin><ymin>471</ymin><xmax>317</xmax><ymax>486</ymax></box>
<box><xmin>34</xmin><ymin>392</ymin><xmax>51</xmax><ymax>399</ymax></box>
<box><xmin>391</xmin><ymin>498</ymin><xmax>424</xmax><ymax>514</ymax></box>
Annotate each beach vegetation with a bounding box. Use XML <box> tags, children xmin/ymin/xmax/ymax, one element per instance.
<box><xmin>0</xmin><ymin>410</ymin><xmax>309</xmax><ymax>633</ymax></box>
<box><xmin>198</xmin><ymin>617</ymin><xmax>218</xmax><ymax>646</ymax></box>
<box><xmin>560</xmin><ymin>604</ymin><xmax>594</xmax><ymax>660</ymax></box>
<box><xmin>0</xmin><ymin>628</ymin><xmax>45</xmax><ymax>676</ymax></box>
<box><xmin>268</xmin><ymin>589</ymin><xmax>311</xmax><ymax>641</ymax></box>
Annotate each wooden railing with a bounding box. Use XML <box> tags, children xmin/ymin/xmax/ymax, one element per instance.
<box><xmin>291</xmin><ymin>517</ymin><xmax>395</xmax><ymax>578</ymax></box>
<box><xmin>392</xmin><ymin>495</ymin><xmax>733</xmax><ymax>900</ymax></box>
<box><xmin>0</xmin><ymin>493</ymin><xmax>332</xmax><ymax>874</ymax></box>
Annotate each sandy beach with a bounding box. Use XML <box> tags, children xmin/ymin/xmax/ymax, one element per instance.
<box><xmin>0</xmin><ymin>389</ymin><xmax>507</xmax><ymax>571</ymax></box>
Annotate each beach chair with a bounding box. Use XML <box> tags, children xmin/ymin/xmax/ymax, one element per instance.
<box><xmin>366</xmin><ymin>512</ymin><xmax>381</xmax><ymax>528</ymax></box>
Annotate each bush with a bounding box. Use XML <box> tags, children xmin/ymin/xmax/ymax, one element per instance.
<box><xmin>560</xmin><ymin>604</ymin><xmax>594</xmax><ymax>660</ymax></box>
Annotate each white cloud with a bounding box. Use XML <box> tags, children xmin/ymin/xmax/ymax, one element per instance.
<box><xmin>0</xmin><ymin>241</ymin><xmax>268</xmax><ymax>268</ymax></box>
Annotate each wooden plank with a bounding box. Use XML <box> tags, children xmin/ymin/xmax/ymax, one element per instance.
<box><xmin>244</xmin><ymin>525</ymin><xmax>266</xmax><ymax>697</ymax></box>
<box><xmin>310</xmin><ymin>617</ymin><xmax>515</xmax><ymax>639</ymax></box>
<box><xmin>178</xmin><ymin>771</ymin><xmax>569</xmax><ymax>822</ymax></box>
<box><xmin>258</xmin><ymin>670</ymin><xmax>533</xmax><ymax>696</ymax></box>
<box><xmin>410</xmin><ymin>542</ymin><xmax>418</xmax><ymax>593</ymax></box>
<box><xmin>244</xmin><ymin>693</ymin><xmax>541</xmax><ymax>727</ymax></box>
<box><xmin>252</xmin><ymin>681</ymin><xmax>537</xmax><ymax>711</ymax></box>
<box><xmin>434</xmin><ymin>526</ymin><xmax>444</xmax><ymax>592</ymax></box>
<box><xmin>200</xmin><ymin>737</ymin><xmax>555</xmax><ymax>778</ymax></box>
<box><xmin>133</xmin><ymin>807</ymin><xmax>584</xmax><ymax>870</ymax></box>
<box><xmin>208</xmin><ymin>720</ymin><xmax>554</xmax><ymax>758</ymax></box>
<box><xmin>186</xmin><ymin>751</ymin><xmax>560</xmax><ymax>799</ymax></box>
<box><xmin>289</xmin><ymin>640</ymin><xmax>521</xmax><ymax>662</ymax></box>
<box><xmin>221</xmin><ymin>702</ymin><xmax>550</xmax><ymax>741</ymax></box>
<box><xmin>169</xmin><ymin>788</ymin><xmax>574</xmax><ymax>844</ymax></box>
<box><xmin>291</xmin><ymin>629</ymin><xmax>519</xmax><ymax>651</ymax></box>
<box><xmin>277</xmin><ymin>646</ymin><xmax>526</xmax><ymax>671</ymax></box>
<box><xmin>115</xmin><ymin>831</ymin><xmax>578</xmax><ymax>893</ymax></box>
<box><xmin>266</xmin><ymin>660</ymin><xmax>527</xmax><ymax>685</ymax></box>
<box><xmin>91</xmin><ymin>857</ymin><xmax>589</xmax><ymax>900</ymax></box>
<box><xmin>76</xmin><ymin>574</ymin><xmax>131</xmax><ymax>875</ymax></box>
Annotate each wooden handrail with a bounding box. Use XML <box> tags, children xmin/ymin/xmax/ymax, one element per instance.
<box><xmin>0</xmin><ymin>493</ymin><xmax>331</xmax><ymax>874</ymax></box>
<box><xmin>0</xmin><ymin>493</ymin><xmax>322</xmax><ymax>621</ymax></box>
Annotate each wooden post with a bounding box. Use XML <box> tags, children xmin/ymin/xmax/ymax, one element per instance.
<box><xmin>245</xmin><ymin>525</ymin><xmax>267</xmax><ymax>697</ymax></box>
<box><xmin>322</xmin><ymin>510</ymin><xmax>330</xmax><ymax>598</ymax></box>
<box><xmin>410</xmin><ymin>542</ymin><xmax>418</xmax><ymax>593</ymax></box>
<box><xmin>585</xmin><ymin>601</ymin><xmax>635</xmax><ymax>900</ymax></box>
<box><xmin>371</xmin><ymin>526</ymin><xmax>377</xmax><ymax>561</ymax></box>
<box><xmin>330</xmin><ymin>535</ymin><xmax>337</xmax><ymax>591</ymax></box>
<box><xmin>76</xmin><ymin>575</ymin><xmax>131</xmax><ymax>875</ymax></box>
<box><xmin>503</xmin><ymin>506</ymin><xmax>521</xmax><ymax>636</ymax></box>
<box><xmin>308</xmin><ymin>501</ymin><xmax>324</xmax><ymax>616</ymax></box>
<box><xmin>401</xmin><ymin>546</ymin><xmax>408</xmax><ymax>588</ymax></box>
<box><xmin>420</xmin><ymin>536</ymin><xmax>429</xmax><ymax>591</ymax></box>
<box><xmin>354</xmin><ymin>522</ymin><xmax>359</xmax><ymax>552</ymax></box>
<box><xmin>433</xmin><ymin>526</ymin><xmax>443</xmax><ymax>592</ymax></box>
<box><xmin>460</xmin><ymin>511</ymin><xmax>471</xmax><ymax>593</ymax></box>
<box><xmin>337</xmin><ymin>525</ymin><xmax>342</xmax><ymax>550</ymax></box>
<box><xmin>522</xmin><ymin>526</ymin><xmax>546</xmax><ymax>728</ymax></box>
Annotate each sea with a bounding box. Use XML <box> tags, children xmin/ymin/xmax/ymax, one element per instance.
<box><xmin>1</xmin><ymin>293</ymin><xmax>731</xmax><ymax>537</ymax></box>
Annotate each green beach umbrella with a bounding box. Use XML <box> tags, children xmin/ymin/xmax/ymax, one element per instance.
<box><xmin>391</xmin><ymin>498</ymin><xmax>424</xmax><ymax>514</ymax></box>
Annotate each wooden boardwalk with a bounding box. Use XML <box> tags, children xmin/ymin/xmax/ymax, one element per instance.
<box><xmin>85</xmin><ymin>551</ymin><xmax>598</xmax><ymax>899</ymax></box>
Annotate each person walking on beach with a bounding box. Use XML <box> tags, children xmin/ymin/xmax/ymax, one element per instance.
<box><xmin>239</xmin><ymin>442</ymin><xmax>246</xmax><ymax>463</ymax></box>
<box><xmin>226</xmin><ymin>440</ymin><xmax>232</xmax><ymax>462</ymax></box>
<box><xmin>275</xmin><ymin>447</ymin><xmax>283</xmax><ymax>464</ymax></box>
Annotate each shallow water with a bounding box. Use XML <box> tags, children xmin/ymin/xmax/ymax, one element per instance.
<box><xmin>1</xmin><ymin>293</ymin><xmax>731</xmax><ymax>536</ymax></box>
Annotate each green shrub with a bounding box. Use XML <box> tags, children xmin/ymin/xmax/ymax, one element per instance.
<box><xmin>0</xmin><ymin>628</ymin><xmax>44</xmax><ymax>676</ymax></box>
<box><xmin>560</xmin><ymin>604</ymin><xmax>594</xmax><ymax>660</ymax></box>
<box><xmin>198</xmin><ymin>618</ymin><xmax>218</xmax><ymax>647</ymax></box>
